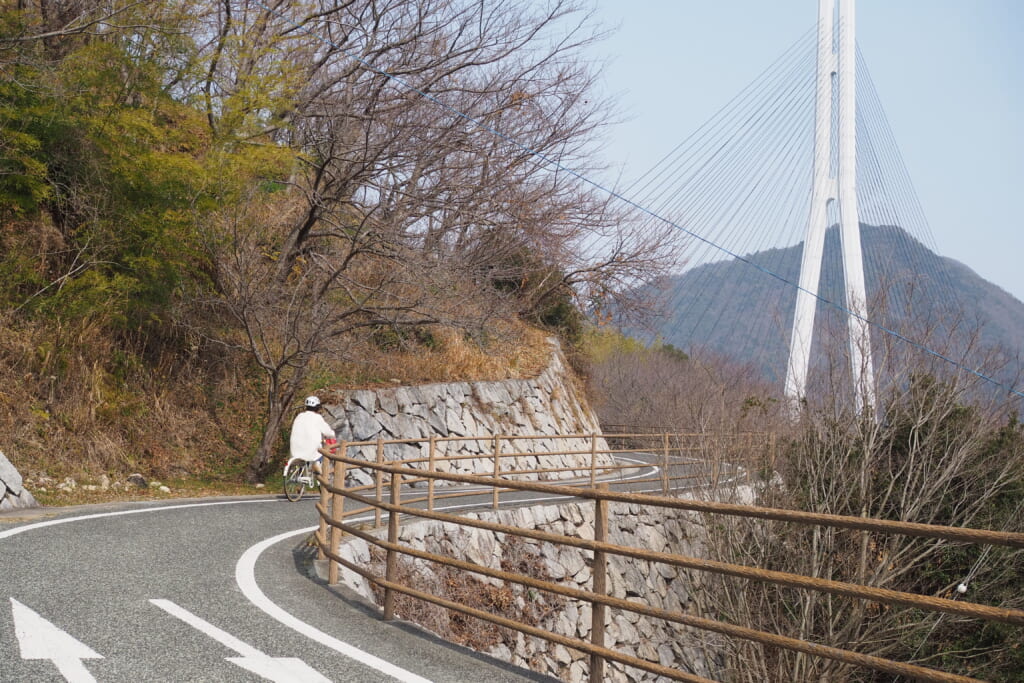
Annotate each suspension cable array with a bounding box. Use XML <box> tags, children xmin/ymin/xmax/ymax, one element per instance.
<box><xmin>252</xmin><ymin>0</ymin><xmax>1022</xmax><ymax>402</ymax></box>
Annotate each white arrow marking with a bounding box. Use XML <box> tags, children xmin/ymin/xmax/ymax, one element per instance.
<box><xmin>227</xmin><ymin>655</ymin><xmax>330</xmax><ymax>681</ymax></box>
<box><xmin>150</xmin><ymin>599</ymin><xmax>329</xmax><ymax>682</ymax></box>
<box><xmin>10</xmin><ymin>598</ymin><xmax>103</xmax><ymax>683</ymax></box>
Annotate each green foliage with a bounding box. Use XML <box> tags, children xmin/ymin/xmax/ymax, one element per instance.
<box><xmin>46</xmin><ymin>45</ymin><xmax>208</xmax><ymax>330</ymax></box>
<box><xmin>305</xmin><ymin>368</ymin><xmax>349</xmax><ymax>394</ymax></box>
<box><xmin>0</xmin><ymin>58</ymin><xmax>51</xmax><ymax>216</ymax></box>
<box><xmin>0</xmin><ymin>11</ymin><xmax>296</xmax><ymax>336</ymax></box>
<box><xmin>740</xmin><ymin>394</ymin><xmax>777</xmax><ymax>417</ymax></box>
<box><xmin>370</xmin><ymin>325</ymin><xmax>442</xmax><ymax>352</ymax></box>
<box><xmin>535</xmin><ymin>294</ymin><xmax>585</xmax><ymax>344</ymax></box>
<box><xmin>0</xmin><ymin>108</ymin><xmax>50</xmax><ymax>215</ymax></box>
<box><xmin>657</xmin><ymin>342</ymin><xmax>689</xmax><ymax>362</ymax></box>
<box><xmin>581</xmin><ymin>327</ymin><xmax>648</xmax><ymax>363</ymax></box>
<box><xmin>0</xmin><ymin>236</ymin><xmax>45</xmax><ymax>308</ymax></box>
<box><xmin>581</xmin><ymin>328</ymin><xmax>689</xmax><ymax>366</ymax></box>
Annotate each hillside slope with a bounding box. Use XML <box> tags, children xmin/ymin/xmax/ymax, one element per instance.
<box><xmin>641</xmin><ymin>224</ymin><xmax>1024</xmax><ymax>386</ymax></box>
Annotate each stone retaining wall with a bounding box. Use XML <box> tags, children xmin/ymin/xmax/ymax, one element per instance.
<box><xmin>336</xmin><ymin>502</ymin><xmax>724</xmax><ymax>682</ymax></box>
<box><xmin>322</xmin><ymin>340</ymin><xmax>721</xmax><ymax>679</ymax></box>
<box><xmin>325</xmin><ymin>342</ymin><xmax>613</xmax><ymax>486</ymax></box>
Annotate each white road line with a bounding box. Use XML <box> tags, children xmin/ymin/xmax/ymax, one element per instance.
<box><xmin>0</xmin><ymin>499</ymin><xmax>278</xmax><ymax>540</ymax></box>
<box><xmin>150</xmin><ymin>599</ymin><xmax>330</xmax><ymax>682</ymax></box>
<box><xmin>1</xmin><ymin>499</ymin><xmax>427</xmax><ymax>682</ymax></box>
<box><xmin>235</xmin><ymin>527</ymin><xmax>432</xmax><ymax>683</ymax></box>
<box><xmin>151</xmin><ymin>599</ymin><xmax>267</xmax><ymax>658</ymax></box>
<box><xmin>405</xmin><ymin>457</ymin><xmax>657</xmax><ymax>495</ymax></box>
<box><xmin>1</xmin><ymin>459</ymin><xmax>689</xmax><ymax>683</ymax></box>
<box><xmin>231</xmin><ymin>467</ymin><xmax>666</xmax><ymax>682</ymax></box>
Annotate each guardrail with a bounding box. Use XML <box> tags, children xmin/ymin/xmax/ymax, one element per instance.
<box><xmin>310</xmin><ymin>433</ymin><xmax>1024</xmax><ymax>683</ymax></box>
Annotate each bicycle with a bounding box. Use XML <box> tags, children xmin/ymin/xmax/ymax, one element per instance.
<box><xmin>283</xmin><ymin>438</ymin><xmax>336</xmax><ymax>502</ymax></box>
<box><xmin>283</xmin><ymin>457</ymin><xmax>317</xmax><ymax>501</ymax></box>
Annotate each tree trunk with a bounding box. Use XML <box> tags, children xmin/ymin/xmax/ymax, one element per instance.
<box><xmin>245</xmin><ymin>375</ymin><xmax>297</xmax><ymax>482</ymax></box>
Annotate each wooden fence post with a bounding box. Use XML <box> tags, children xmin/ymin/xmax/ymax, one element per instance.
<box><xmin>428</xmin><ymin>435</ymin><xmax>436</xmax><ymax>513</ymax></box>
<box><xmin>662</xmin><ymin>433</ymin><xmax>670</xmax><ymax>496</ymax></box>
<box><xmin>589</xmin><ymin>433</ymin><xmax>597</xmax><ymax>488</ymax></box>
<box><xmin>590</xmin><ymin>483</ymin><xmax>609</xmax><ymax>683</ymax></box>
<box><xmin>707</xmin><ymin>433</ymin><xmax>720</xmax><ymax>490</ymax></box>
<box><xmin>492</xmin><ymin>434</ymin><xmax>501</xmax><ymax>511</ymax></box>
<box><xmin>383</xmin><ymin>470</ymin><xmax>402</xmax><ymax>621</ymax></box>
<box><xmin>374</xmin><ymin>437</ymin><xmax>384</xmax><ymax>529</ymax></box>
<box><xmin>317</xmin><ymin>454</ymin><xmax>333</xmax><ymax>562</ymax></box>
<box><xmin>328</xmin><ymin>442</ymin><xmax>347</xmax><ymax>586</ymax></box>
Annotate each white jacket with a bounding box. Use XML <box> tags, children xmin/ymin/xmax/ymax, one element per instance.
<box><xmin>289</xmin><ymin>410</ymin><xmax>336</xmax><ymax>461</ymax></box>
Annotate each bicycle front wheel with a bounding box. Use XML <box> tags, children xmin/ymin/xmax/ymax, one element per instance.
<box><xmin>283</xmin><ymin>463</ymin><xmax>306</xmax><ymax>502</ymax></box>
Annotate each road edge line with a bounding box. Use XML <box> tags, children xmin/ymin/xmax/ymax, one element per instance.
<box><xmin>235</xmin><ymin>527</ymin><xmax>433</xmax><ymax>683</ymax></box>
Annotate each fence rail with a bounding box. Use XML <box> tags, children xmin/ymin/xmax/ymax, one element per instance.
<box><xmin>311</xmin><ymin>433</ymin><xmax>1024</xmax><ymax>683</ymax></box>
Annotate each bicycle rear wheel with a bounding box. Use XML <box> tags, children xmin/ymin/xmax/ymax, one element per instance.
<box><xmin>283</xmin><ymin>462</ymin><xmax>307</xmax><ymax>502</ymax></box>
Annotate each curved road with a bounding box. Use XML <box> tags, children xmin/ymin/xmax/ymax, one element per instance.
<box><xmin>0</xmin><ymin>496</ymin><xmax>557</xmax><ymax>682</ymax></box>
<box><xmin>0</xmin><ymin>456</ymin><xmax>715</xmax><ymax>681</ymax></box>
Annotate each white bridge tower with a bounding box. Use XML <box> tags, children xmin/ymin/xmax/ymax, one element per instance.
<box><xmin>785</xmin><ymin>0</ymin><xmax>875</xmax><ymax>412</ymax></box>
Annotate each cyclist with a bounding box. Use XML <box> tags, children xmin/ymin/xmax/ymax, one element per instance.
<box><xmin>289</xmin><ymin>396</ymin><xmax>336</xmax><ymax>482</ymax></box>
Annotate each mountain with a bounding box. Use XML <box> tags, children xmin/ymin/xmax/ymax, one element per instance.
<box><xmin>637</xmin><ymin>224</ymin><xmax>1024</xmax><ymax>389</ymax></box>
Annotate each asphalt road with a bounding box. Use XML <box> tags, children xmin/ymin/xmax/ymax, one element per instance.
<box><xmin>0</xmin><ymin>455</ymin><xmax>717</xmax><ymax>682</ymax></box>
<box><xmin>0</xmin><ymin>495</ymin><xmax>558</xmax><ymax>683</ymax></box>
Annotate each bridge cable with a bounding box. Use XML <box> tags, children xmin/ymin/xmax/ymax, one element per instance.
<box><xmin>249</xmin><ymin>2</ymin><xmax>1024</xmax><ymax>402</ymax></box>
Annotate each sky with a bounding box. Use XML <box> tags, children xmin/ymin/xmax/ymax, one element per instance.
<box><xmin>588</xmin><ymin>1</ymin><xmax>1024</xmax><ymax>303</ymax></box>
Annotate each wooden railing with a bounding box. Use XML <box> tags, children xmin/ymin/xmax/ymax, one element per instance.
<box><xmin>311</xmin><ymin>434</ymin><xmax>1024</xmax><ymax>683</ymax></box>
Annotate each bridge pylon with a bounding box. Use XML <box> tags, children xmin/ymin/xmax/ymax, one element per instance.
<box><xmin>785</xmin><ymin>0</ymin><xmax>875</xmax><ymax>414</ymax></box>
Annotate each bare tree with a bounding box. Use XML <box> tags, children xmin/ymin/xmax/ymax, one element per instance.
<box><xmin>694</xmin><ymin>328</ymin><xmax>1024</xmax><ymax>682</ymax></box>
<box><xmin>588</xmin><ymin>340</ymin><xmax>783</xmax><ymax>434</ymax></box>
<box><xmin>587</xmin><ymin>288</ymin><xmax>1024</xmax><ymax>679</ymax></box>
<box><xmin>187</xmin><ymin>0</ymin><xmax>684</xmax><ymax>296</ymax></box>
<box><xmin>197</xmin><ymin>190</ymin><xmax>467</xmax><ymax>480</ymax></box>
<box><xmin>0</xmin><ymin>1</ymin><xmax>148</xmax><ymax>49</ymax></box>
<box><xmin>184</xmin><ymin>0</ymin><xmax>681</xmax><ymax>478</ymax></box>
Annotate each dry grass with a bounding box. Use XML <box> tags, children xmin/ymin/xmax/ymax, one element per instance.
<box><xmin>0</xmin><ymin>309</ymin><xmax>555</xmax><ymax>502</ymax></box>
<box><xmin>366</xmin><ymin>536</ymin><xmax>566</xmax><ymax>654</ymax></box>
<box><xmin>398</xmin><ymin>325</ymin><xmax>551</xmax><ymax>383</ymax></box>
<box><xmin>0</xmin><ymin>311</ymin><xmax>275</xmax><ymax>485</ymax></box>
<box><xmin>27</xmin><ymin>477</ymin><xmax>271</xmax><ymax>506</ymax></box>
<box><xmin>322</xmin><ymin>322</ymin><xmax>553</xmax><ymax>391</ymax></box>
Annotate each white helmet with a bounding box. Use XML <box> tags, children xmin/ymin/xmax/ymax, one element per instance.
<box><xmin>304</xmin><ymin>396</ymin><xmax>321</xmax><ymax>409</ymax></box>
